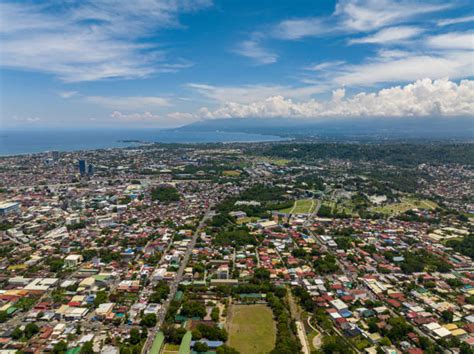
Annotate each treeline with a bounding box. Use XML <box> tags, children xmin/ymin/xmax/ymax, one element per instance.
<box><xmin>294</xmin><ymin>173</ymin><xmax>324</xmax><ymax>190</ymax></box>
<box><xmin>210</xmin><ymin>184</ymin><xmax>290</xmax><ymax>225</ymax></box>
<box><xmin>213</xmin><ymin>228</ymin><xmax>259</xmax><ymax>248</ymax></box>
<box><xmin>400</xmin><ymin>250</ymin><xmax>452</xmax><ymax>274</ymax></box>
<box><xmin>151</xmin><ymin>186</ymin><xmax>180</xmax><ymax>203</ymax></box>
<box><xmin>259</xmin><ymin>143</ymin><xmax>474</xmax><ymax>166</ymax></box>
<box><xmin>267</xmin><ymin>292</ymin><xmax>302</xmax><ymax>354</ymax></box>
<box><xmin>446</xmin><ymin>234</ymin><xmax>474</xmax><ymax>259</ymax></box>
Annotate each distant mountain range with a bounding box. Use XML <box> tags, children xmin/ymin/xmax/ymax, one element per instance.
<box><xmin>177</xmin><ymin>117</ymin><xmax>474</xmax><ymax>140</ymax></box>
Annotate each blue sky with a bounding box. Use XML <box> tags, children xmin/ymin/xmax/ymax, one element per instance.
<box><xmin>0</xmin><ymin>0</ymin><xmax>473</xmax><ymax>128</ymax></box>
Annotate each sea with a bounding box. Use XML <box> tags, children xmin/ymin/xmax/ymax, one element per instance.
<box><xmin>0</xmin><ymin>129</ymin><xmax>286</xmax><ymax>156</ymax></box>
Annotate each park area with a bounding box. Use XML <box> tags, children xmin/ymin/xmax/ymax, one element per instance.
<box><xmin>280</xmin><ymin>199</ymin><xmax>316</xmax><ymax>215</ymax></box>
<box><xmin>226</xmin><ymin>304</ymin><xmax>276</xmax><ymax>354</ymax></box>
<box><xmin>370</xmin><ymin>198</ymin><xmax>438</xmax><ymax>215</ymax></box>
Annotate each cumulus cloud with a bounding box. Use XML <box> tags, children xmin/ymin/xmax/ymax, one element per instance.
<box><xmin>177</xmin><ymin>79</ymin><xmax>474</xmax><ymax>119</ymax></box>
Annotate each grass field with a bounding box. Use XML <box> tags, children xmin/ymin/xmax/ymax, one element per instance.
<box><xmin>322</xmin><ymin>199</ymin><xmax>361</xmax><ymax>216</ymax></box>
<box><xmin>260</xmin><ymin>157</ymin><xmax>290</xmax><ymax>166</ymax></box>
<box><xmin>227</xmin><ymin>304</ymin><xmax>276</xmax><ymax>354</ymax></box>
<box><xmin>371</xmin><ymin>198</ymin><xmax>438</xmax><ymax>215</ymax></box>
<box><xmin>223</xmin><ymin>170</ymin><xmax>242</xmax><ymax>177</ymax></box>
<box><xmin>162</xmin><ymin>343</ymin><xmax>179</xmax><ymax>354</ymax></box>
<box><xmin>281</xmin><ymin>199</ymin><xmax>316</xmax><ymax>214</ymax></box>
<box><xmin>236</xmin><ymin>216</ymin><xmax>259</xmax><ymax>225</ymax></box>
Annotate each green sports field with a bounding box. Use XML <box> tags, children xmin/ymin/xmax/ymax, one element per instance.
<box><xmin>281</xmin><ymin>199</ymin><xmax>316</xmax><ymax>214</ymax></box>
<box><xmin>227</xmin><ymin>304</ymin><xmax>276</xmax><ymax>354</ymax></box>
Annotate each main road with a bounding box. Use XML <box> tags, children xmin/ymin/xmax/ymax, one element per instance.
<box><xmin>142</xmin><ymin>207</ymin><xmax>215</xmax><ymax>353</ymax></box>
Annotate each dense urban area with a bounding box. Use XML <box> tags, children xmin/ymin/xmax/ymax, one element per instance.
<box><xmin>0</xmin><ymin>141</ymin><xmax>473</xmax><ymax>354</ymax></box>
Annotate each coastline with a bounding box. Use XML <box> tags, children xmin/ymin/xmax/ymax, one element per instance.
<box><xmin>0</xmin><ymin>129</ymin><xmax>287</xmax><ymax>157</ymax></box>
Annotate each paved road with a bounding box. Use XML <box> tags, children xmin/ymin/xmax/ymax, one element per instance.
<box><xmin>303</xmin><ymin>200</ymin><xmax>321</xmax><ymax>227</ymax></box>
<box><xmin>142</xmin><ymin>208</ymin><xmax>214</xmax><ymax>353</ymax></box>
<box><xmin>287</xmin><ymin>285</ymin><xmax>310</xmax><ymax>354</ymax></box>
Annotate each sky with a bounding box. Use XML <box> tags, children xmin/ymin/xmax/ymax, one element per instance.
<box><xmin>0</xmin><ymin>0</ymin><xmax>473</xmax><ymax>129</ymax></box>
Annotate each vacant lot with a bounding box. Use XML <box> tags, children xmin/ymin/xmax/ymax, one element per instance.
<box><xmin>227</xmin><ymin>304</ymin><xmax>276</xmax><ymax>354</ymax></box>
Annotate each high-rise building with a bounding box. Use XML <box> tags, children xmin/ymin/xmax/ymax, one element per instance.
<box><xmin>78</xmin><ymin>160</ymin><xmax>86</xmax><ymax>176</ymax></box>
<box><xmin>51</xmin><ymin>151</ymin><xmax>60</xmax><ymax>160</ymax></box>
<box><xmin>87</xmin><ymin>164</ymin><xmax>94</xmax><ymax>176</ymax></box>
<box><xmin>0</xmin><ymin>202</ymin><xmax>20</xmax><ymax>217</ymax></box>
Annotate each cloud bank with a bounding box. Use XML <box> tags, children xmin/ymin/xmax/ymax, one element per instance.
<box><xmin>182</xmin><ymin>79</ymin><xmax>474</xmax><ymax>120</ymax></box>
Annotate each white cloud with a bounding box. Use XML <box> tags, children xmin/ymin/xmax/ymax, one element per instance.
<box><xmin>426</xmin><ymin>31</ymin><xmax>474</xmax><ymax>50</ymax></box>
<box><xmin>349</xmin><ymin>26</ymin><xmax>424</xmax><ymax>44</ymax></box>
<box><xmin>271</xmin><ymin>0</ymin><xmax>449</xmax><ymax>41</ymax></box>
<box><xmin>58</xmin><ymin>91</ymin><xmax>78</xmax><ymax>99</ymax></box>
<box><xmin>234</xmin><ymin>34</ymin><xmax>278</xmax><ymax>64</ymax></box>
<box><xmin>237</xmin><ymin>0</ymin><xmax>450</xmax><ymax>63</ymax></box>
<box><xmin>88</xmin><ymin>96</ymin><xmax>171</xmax><ymax>110</ymax></box>
<box><xmin>273</xmin><ymin>18</ymin><xmax>333</xmax><ymax>40</ymax></box>
<box><xmin>335</xmin><ymin>0</ymin><xmax>450</xmax><ymax>32</ymax></box>
<box><xmin>376</xmin><ymin>49</ymin><xmax>411</xmax><ymax>58</ymax></box>
<box><xmin>0</xmin><ymin>1</ymin><xmax>211</xmax><ymax>82</ymax></box>
<box><xmin>12</xmin><ymin>115</ymin><xmax>41</xmax><ymax>123</ymax></box>
<box><xmin>110</xmin><ymin>111</ymin><xmax>162</xmax><ymax>121</ymax></box>
<box><xmin>187</xmin><ymin>83</ymin><xmax>326</xmax><ymax>104</ymax></box>
<box><xmin>437</xmin><ymin>15</ymin><xmax>474</xmax><ymax>26</ymax></box>
<box><xmin>111</xmin><ymin>110</ymin><xmax>197</xmax><ymax>125</ymax></box>
<box><xmin>332</xmin><ymin>51</ymin><xmax>473</xmax><ymax>86</ymax></box>
<box><xmin>181</xmin><ymin>79</ymin><xmax>474</xmax><ymax>119</ymax></box>
<box><xmin>305</xmin><ymin>61</ymin><xmax>346</xmax><ymax>71</ymax></box>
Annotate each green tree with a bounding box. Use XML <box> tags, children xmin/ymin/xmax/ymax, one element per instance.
<box><xmin>129</xmin><ymin>328</ymin><xmax>141</xmax><ymax>345</ymax></box>
<box><xmin>53</xmin><ymin>340</ymin><xmax>68</xmax><ymax>354</ymax></box>
<box><xmin>320</xmin><ymin>336</ymin><xmax>353</xmax><ymax>354</ymax></box>
<box><xmin>140</xmin><ymin>313</ymin><xmax>157</xmax><ymax>327</ymax></box>
<box><xmin>94</xmin><ymin>291</ymin><xmax>108</xmax><ymax>307</ymax></box>
<box><xmin>49</xmin><ymin>258</ymin><xmax>64</xmax><ymax>273</ymax></box>
<box><xmin>0</xmin><ymin>311</ymin><xmax>7</xmax><ymax>323</ymax></box>
<box><xmin>11</xmin><ymin>326</ymin><xmax>22</xmax><ymax>340</ymax></box>
<box><xmin>441</xmin><ymin>310</ymin><xmax>453</xmax><ymax>323</ymax></box>
<box><xmin>80</xmin><ymin>341</ymin><xmax>95</xmax><ymax>354</ymax></box>
<box><xmin>216</xmin><ymin>346</ymin><xmax>240</xmax><ymax>354</ymax></box>
<box><xmin>181</xmin><ymin>301</ymin><xmax>206</xmax><ymax>318</ymax></box>
<box><xmin>24</xmin><ymin>323</ymin><xmax>39</xmax><ymax>339</ymax></box>
<box><xmin>194</xmin><ymin>342</ymin><xmax>209</xmax><ymax>353</ymax></box>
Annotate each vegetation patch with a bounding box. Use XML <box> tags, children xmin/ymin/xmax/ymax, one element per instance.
<box><xmin>280</xmin><ymin>199</ymin><xmax>316</xmax><ymax>214</ymax></box>
<box><xmin>370</xmin><ymin>198</ymin><xmax>438</xmax><ymax>215</ymax></box>
<box><xmin>227</xmin><ymin>304</ymin><xmax>276</xmax><ymax>354</ymax></box>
